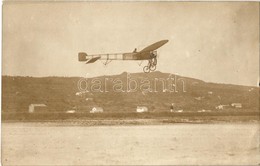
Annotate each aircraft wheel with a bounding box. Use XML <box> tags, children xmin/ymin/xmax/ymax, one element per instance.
<box><xmin>150</xmin><ymin>65</ymin><xmax>156</xmax><ymax>71</ymax></box>
<box><xmin>143</xmin><ymin>66</ymin><xmax>150</xmax><ymax>73</ymax></box>
<box><xmin>152</xmin><ymin>58</ymin><xmax>157</xmax><ymax>66</ymax></box>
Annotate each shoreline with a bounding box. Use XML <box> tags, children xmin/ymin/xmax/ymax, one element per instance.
<box><xmin>3</xmin><ymin>116</ymin><xmax>259</xmax><ymax>126</ymax></box>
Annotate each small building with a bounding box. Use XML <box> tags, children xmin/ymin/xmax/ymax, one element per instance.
<box><xmin>90</xmin><ymin>107</ymin><xmax>103</xmax><ymax>113</ymax></box>
<box><xmin>136</xmin><ymin>106</ymin><xmax>148</xmax><ymax>113</ymax></box>
<box><xmin>66</xmin><ymin>110</ymin><xmax>76</xmax><ymax>114</ymax></box>
<box><xmin>28</xmin><ymin>104</ymin><xmax>47</xmax><ymax>113</ymax></box>
<box><xmin>231</xmin><ymin>103</ymin><xmax>242</xmax><ymax>108</ymax></box>
<box><xmin>86</xmin><ymin>98</ymin><xmax>93</xmax><ymax>101</ymax></box>
<box><xmin>75</xmin><ymin>92</ymin><xmax>82</xmax><ymax>96</ymax></box>
<box><xmin>195</xmin><ymin>97</ymin><xmax>202</xmax><ymax>100</ymax></box>
<box><xmin>215</xmin><ymin>105</ymin><xmax>229</xmax><ymax>110</ymax></box>
<box><xmin>248</xmin><ymin>88</ymin><xmax>254</xmax><ymax>92</ymax></box>
<box><xmin>198</xmin><ymin>109</ymin><xmax>211</xmax><ymax>112</ymax></box>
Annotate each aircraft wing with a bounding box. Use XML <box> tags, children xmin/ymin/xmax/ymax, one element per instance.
<box><xmin>86</xmin><ymin>57</ymin><xmax>101</xmax><ymax>64</ymax></box>
<box><xmin>139</xmin><ymin>40</ymin><xmax>169</xmax><ymax>53</ymax></box>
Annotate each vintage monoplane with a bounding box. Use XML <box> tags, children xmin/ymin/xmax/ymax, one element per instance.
<box><xmin>78</xmin><ymin>40</ymin><xmax>169</xmax><ymax>73</ymax></box>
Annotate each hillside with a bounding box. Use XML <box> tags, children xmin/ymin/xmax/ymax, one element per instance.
<box><xmin>2</xmin><ymin>71</ymin><xmax>259</xmax><ymax>114</ymax></box>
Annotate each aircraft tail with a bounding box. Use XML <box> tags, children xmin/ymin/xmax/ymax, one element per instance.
<box><xmin>78</xmin><ymin>52</ymin><xmax>88</xmax><ymax>61</ymax></box>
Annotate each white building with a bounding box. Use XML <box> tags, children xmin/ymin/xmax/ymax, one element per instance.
<box><xmin>198</xmin><ymin>109</ymin><xmax>211</xmax><ymax>112</ymax></box>
<box><xmin>90</xmin><ymin>107</ymin><xmax>103</xmax><ymax>113</ymax></box>
<box><xmin>215</xmin><ymin>105</ymin><xmax>229</xmax><ymax>110</ymax></box>
<box><xmin>231</xmin><ymin>103</ymin><xmax>242</xmax><ymax>108</ymax></box>
<box><xmin>136</xmin><ymin>106</ymin><xmax>148</xmax><ymax>113</ymax></box>
<box><xmin>28</xmin><ymin>104</ymin><xmax>47</xmax><ymax>113</ymax></box>
<box><xmin>66</xmin><ymin>110</ymin><xmax>76</xmax><ymax>114</ymax></box>
<box><xmin>177</xmin><ymin>109</ymin><xmax>183</xmax><ymax>113</ymax></box>
<box><xmin>86</xmin><ymin>98</ymin><xmax>93</xmax><ymax>101</ymax></box>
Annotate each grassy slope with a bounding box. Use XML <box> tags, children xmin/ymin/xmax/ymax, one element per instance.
<box><xmin>2</xmin><ymin>71</ymin><xmax>259</xmax><ymax>115</ymax></box>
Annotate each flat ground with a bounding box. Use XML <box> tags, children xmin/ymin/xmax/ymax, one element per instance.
<box><xmin>2</xmin><ymin>122</ymin><xmax>259</xmax><ymax>165</ymax></box>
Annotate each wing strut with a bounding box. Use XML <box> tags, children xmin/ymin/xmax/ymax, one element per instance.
<box><xmin>100</xmin><ymin>54</ymin><xmax>112</xmax><ymax>66</ymax></box>
<box><xmin>137</xmin><ymin>60</ymin><xmax>143</xmax><ymax>66</ymax></box>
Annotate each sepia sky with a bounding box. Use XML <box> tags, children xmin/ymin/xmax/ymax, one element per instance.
<box><xmin>3</xmin><ymin>2</ymin><xmax>259</xmax><ymax>86</ymax></box>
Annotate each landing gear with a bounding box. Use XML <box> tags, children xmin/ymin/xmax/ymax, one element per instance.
<box><xmin>150</xmin><ymin>58</ymin><xmax>157</xmax><ymax>71</ymax></box>
<box><xmin>150</xmin><ymin>65</ymin><xmax>156</xmax><ymax>71</ymax></box>
<box><xmin>143</xmin><ymin>58</ymin><xmax>157</xmax><ymax>73</ymax></box>
<box><xmin>143</xmin><ymin>66</ymin><xmax>150</xmax><ymax>73</ymax></box>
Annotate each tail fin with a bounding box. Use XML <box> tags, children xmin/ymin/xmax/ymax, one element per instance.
<box><xmin>78</xmin><ymin>52</ymin><xmax>87</xmax><ymax>61</ymax></box>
